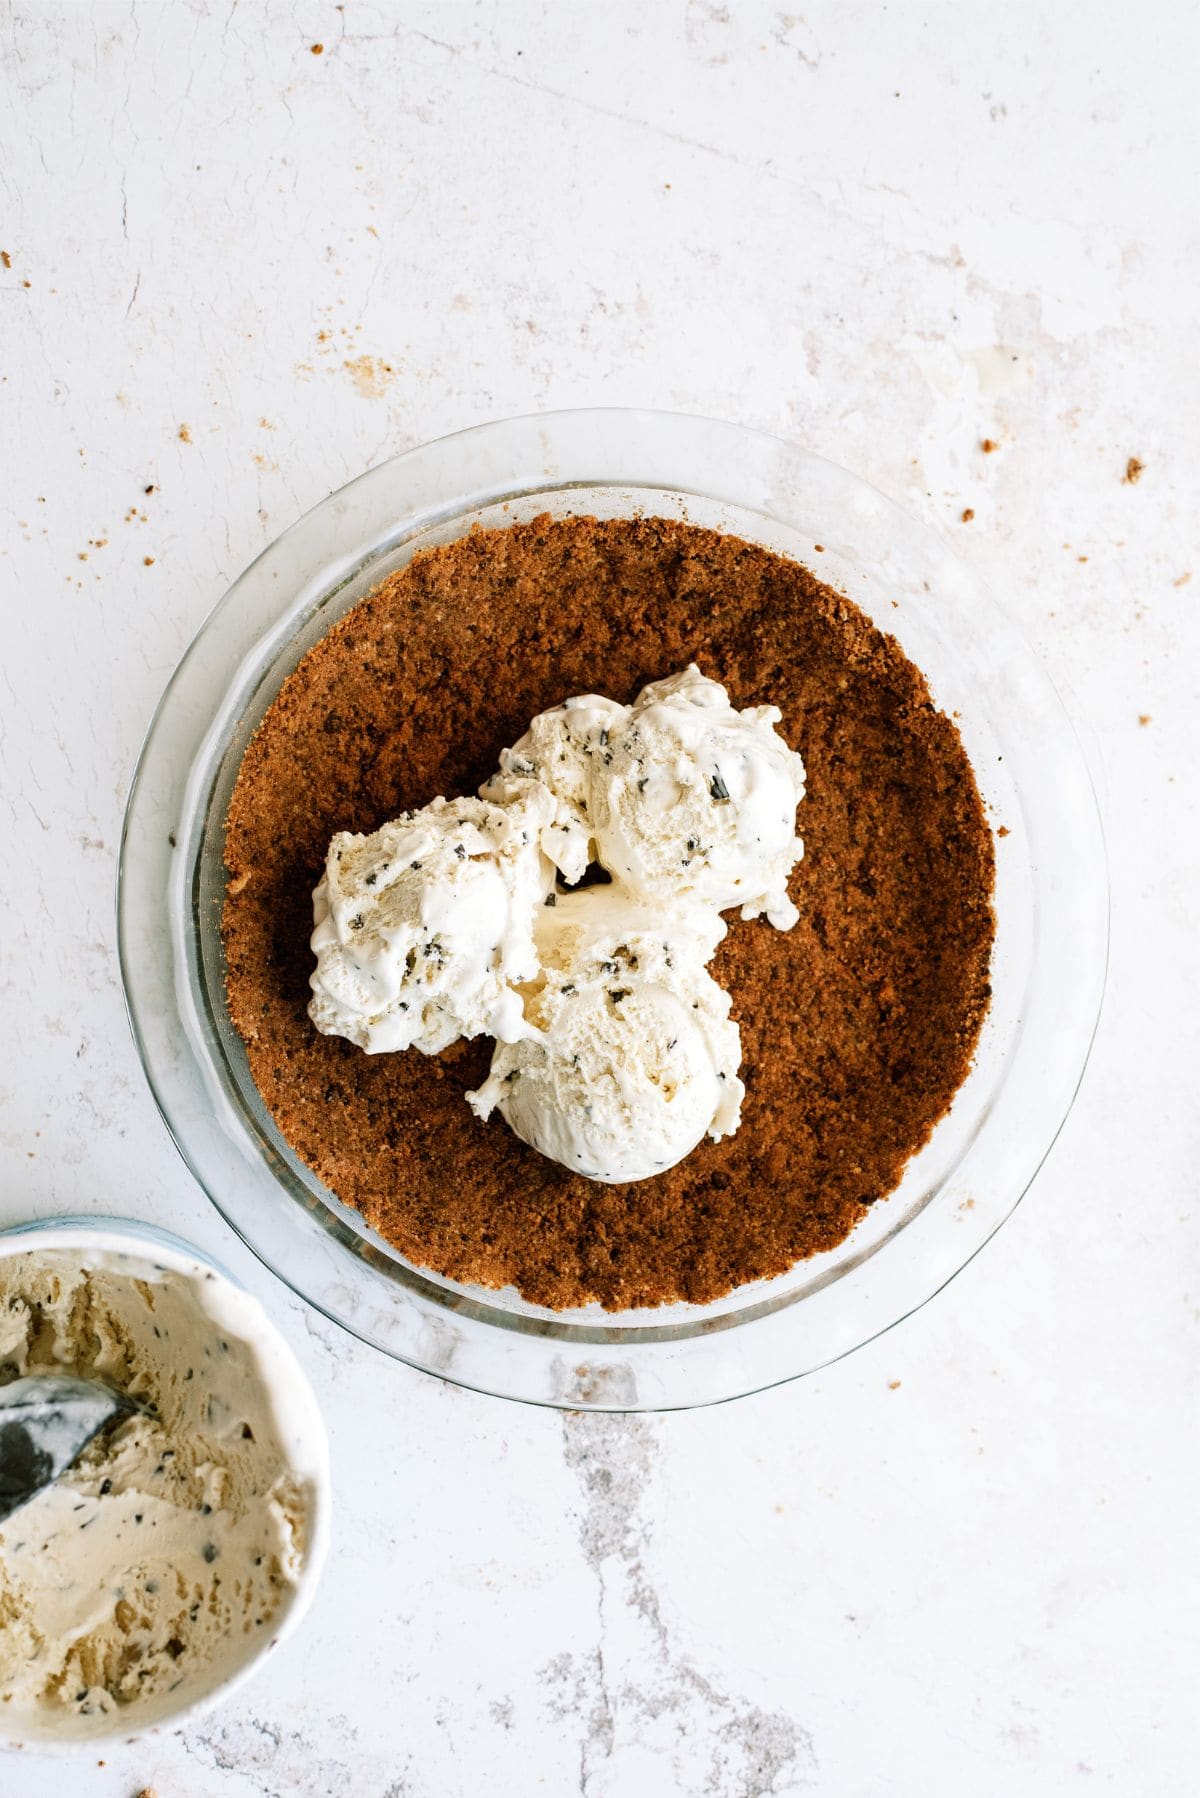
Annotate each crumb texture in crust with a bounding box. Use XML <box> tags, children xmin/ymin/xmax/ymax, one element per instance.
<box><xmin>223</xmin><ymin>514</ymin><xmax>995</xmax><ymax>1310</ymax></box>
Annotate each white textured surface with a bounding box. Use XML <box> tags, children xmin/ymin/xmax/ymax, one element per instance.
<box><xmin>2</xmin><ymin>2</ymin><xmax>1197</xmax><ymax>1793</ymax></box>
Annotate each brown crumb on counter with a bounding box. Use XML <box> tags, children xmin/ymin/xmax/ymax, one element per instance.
<box><xmin>888</xmin><ymin>1381</ymin><xmax>902</xmax><ymax>1390</ymax></box>
<box><xmin>981</xmin><ymin>438</ymin><xmax>998</xmax><ymax>453</ymax></box>
<box><xmin>1124</xmin><ymin>456</ymin><xmax>1144</xmax><ymax>484</ymax></box>
<box><xmin>311</xmin><ymin>42</ymin><xmax>324</xmax><ymax>53</ymax></box>
<box><xmin>178</xmin><ymin>424</ymin><xmax>192</xmax><ymax>443</ymax></box>
<box><xmin>997</xmin><ymin>825</ymin><xmax>1010</xmax><ymax>837</ymax></box>
<box><xmin>343</xmin><ymin>354</ymin><xmax>397</xmax><ymax>398</ymax></box>
<box><xmin>961</xmin><ymin>508</ymin><xmax>975</xmax><ymax>523</ymax></box>
<box><xmin>1138</xmin><ymin>714</ymin><xmax>1151</xmax><ymax>726</ymax></box>
<box><xmin>0</xmin><ymin>251</ymin><xmax>10</xmax><ymax>270</ymax></box>
<box><xmin>223</xmin><ymin>515</ymin><xmax>995</xmax><ymax>1310</ymax></box>
<box><xmin>143</xmin><ymin>555</ymin><xmax>155</xmax><ymax>566</ymax></box>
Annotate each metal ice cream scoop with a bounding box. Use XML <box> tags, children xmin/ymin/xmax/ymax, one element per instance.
<box><xmin>0</xmin><ymin>1374</ymin><xmax>142</xmax><ymax>1523</ymax></box>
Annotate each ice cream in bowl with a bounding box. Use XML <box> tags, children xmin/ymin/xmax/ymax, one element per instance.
<box><xmin>0</xmin><ymin>1218</ymin><xmax>329</xmax><ymax>1749</ymax></box>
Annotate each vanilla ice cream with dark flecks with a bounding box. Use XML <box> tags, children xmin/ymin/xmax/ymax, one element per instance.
<box><xmin>467</xmin><ymin>889</ymin><xmax>744</xmax><ymax>1182</ymax></box>
<box><xmin>0</xmin><ymin>1248</ymin><xmax>317</xmax><ymax>1734</ymax></box>
<box><xmin>312</xmin><ymin>665</ymin><xmax>805</xmax><ymax>1184</ymax></box>
<box><xmin>483</xmin><ymin>665</ymin><xmax>806</xmax><ymax>927</ymax></box>
<box><xmin>309</xmin><ymin>788</ymin><xmax>556</xmax><ymax>1054</ymax></box>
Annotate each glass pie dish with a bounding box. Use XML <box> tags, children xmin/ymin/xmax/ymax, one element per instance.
<box><xmin>117</xmin><ymin>409</ymin><xmax>1108</xmax><ymax>1410</ymax></box>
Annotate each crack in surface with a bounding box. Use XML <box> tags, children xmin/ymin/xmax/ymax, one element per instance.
<box><xmin>554</xmin><ymin>1415</ymin><xmax>817</xmax><ymax>1795</ymax></box>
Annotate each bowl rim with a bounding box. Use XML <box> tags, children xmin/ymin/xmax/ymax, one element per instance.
<box><xmin>116</xmin><ymin>406</ymin><xmax>1110</xmax><ymax>1409</ymax></box>
<box><xmin>0</xmin><ymin>1216</ymin><xmax>331</xmax><ymax>1753</ymax></box>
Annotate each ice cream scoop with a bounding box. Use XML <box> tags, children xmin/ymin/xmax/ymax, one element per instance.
<box><xmin>481</xmin><ymin>690</ymin><xmax>626</xmax><ymax>885</ymax></box>
<box><xmin>589</xmin><ymin>665</ymin><xmax>807</xmax><ymax>927</ymax></box>
<box><xmin>0</xmin><ymin>1375</ymin><xmax>142</xmax><ymax>1524</ymax></box>
<box><xmin>309</xmin><ymin>788</ymin><xmax>556</xmax><ymax>1053</ymax></box>
<box><xmin>467</xmin><ymin>889</ymin><xmax>744</xmax><ymax>1183</ymax></box>
<box><xmin>482</xmin><ymin>665</ymin><xmax>805</xmax><ymax>927</ymax></box>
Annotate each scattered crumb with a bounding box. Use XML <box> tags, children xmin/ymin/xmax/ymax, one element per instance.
<box><xmin>997</xmin><ymin>825</ymin><xmax>1010</xmax><ymax>837</ymax></box>
<box><xmin>1123</xmin><ymin>456</ymin><xmax>1144</xmax><ymax>485</ymax></box>
<box><xmin>178</xmin><ymin>423</ymin><xmax>192</xmax><ymax>443</ymax></box>
<box><xmin>981</xmin><ymin>438</ymin><xmax>998</xmax><ymax>453</ymax></box>
<box><xmin>0</xmin><ymin>250</ymin><xmax>10</xmax><ymax>270</ymax></box>
<box><xmin>143</xmin><ymin>555</ymin><xmax>155</xmax><ymax>566</ymax></box>
<box><xmin>960</xmin><ymin>508</ymin><xmax>975</xmax><ymax>523</ymax></box>
<box><xmin>135</xmin><ymin>1787</ymin><xmax>158</xmax><ymax>1798</ymax></box>
<box><xmin>144</xmin><ymin>483</ymin><xmax>156</xmax><ymax>495</ymax></box>
<box><xmin>1138</xmin><ymin>714</ymin><xmax>1151</xmax><ymax>727</ymax></box>
<box><xmin>812</xmin><ymin>543</ymin><xmax>825</xmax><ymax>553</ymax></box>
<box><xmin>258</xmin><ymin>416</ymin><xmax>274</xmax><ymax>429</ymax></box>
<box><xmin>343</xmin><ymin>353</ymin><xmax>397</xmax><ymax>398</ymax></box>
<box><xmin>888</xmin><ymin>1380</ymin><xmax>902</xmax><ymax>1390</ymax></box>
<box><xmin>311</xmin><ymin>41</ymin><xmax>324</xmax><ymax>53</ymax></box>
<box><xmin>1078</xmin><ymin>555</ymin><xmax>1088</xmax><ymax>563</ymax></box>
<box><xmin>77</xmin><ymin>551</ymin><xmax>88</xmax><ymax>561</ymax></box>
<box><xmin>1173</xmin><ymin>571</ymin><xmax>1191</xmax><ymax>587</ymax></box>
<box><xmin>22</xmin><ymin>279</ymin><xmax>31</xmax><ymax>288</ymax></box>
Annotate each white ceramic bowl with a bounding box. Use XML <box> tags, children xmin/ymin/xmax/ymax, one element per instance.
<box><xmin>0</xmin><ymin>1217</ymin><xmax>331</xmax><ymax>1751</ymax></box>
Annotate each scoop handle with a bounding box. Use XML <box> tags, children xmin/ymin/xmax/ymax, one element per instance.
<box><xmin>0</xmin><ymin>1374</ymin><xmax>140</xmax><ymax>1524</ymax></box>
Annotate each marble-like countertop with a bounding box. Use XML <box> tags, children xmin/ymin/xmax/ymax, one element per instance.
<box><xmin>2</xmin><ymin>3</ymin><xmax>1196</xmax><ymax>1792</ymax></box>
